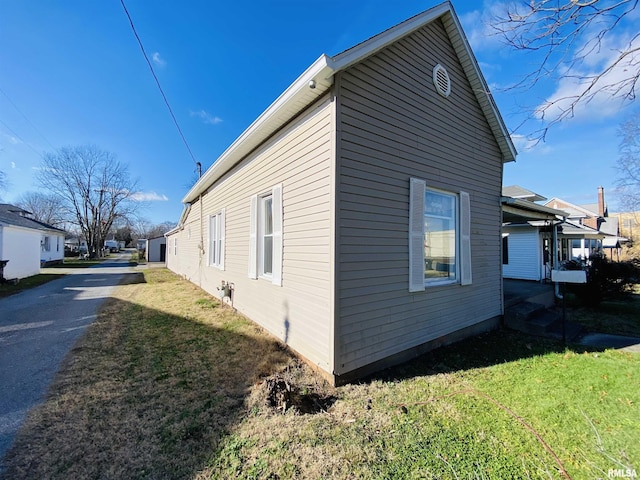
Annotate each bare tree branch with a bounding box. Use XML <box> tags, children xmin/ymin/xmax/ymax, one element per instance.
<box><xmin>492</xmin><ymin>0</ymin><xmax>639</xmax><ymax>141</ymax></box>
<box><xmin>15</xmin><ymin>191</ymin><xmax>66</xmax><ymax>227</ymax></box>
<box><xmin>616</xmin><ymin>110</ymin><xmax>640</xmax><ymax>211</ymax></box>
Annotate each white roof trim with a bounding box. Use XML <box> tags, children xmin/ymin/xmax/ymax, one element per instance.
<box><xmin>182</xmin><ymin>0</ymin><xmax>516</xmax><ymax>206</ymax></box>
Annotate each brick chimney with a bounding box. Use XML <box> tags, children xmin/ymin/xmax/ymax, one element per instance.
<box><xmin>598</xmin><ymin>186</ymin><xmax>607</xmax><ymax>218</ymax></box>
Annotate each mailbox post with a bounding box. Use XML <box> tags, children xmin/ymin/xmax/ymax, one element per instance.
<box><xmin>551</xmin><ymin>269</ymin><xmax>587</xmax><ymax>343</ymax></box>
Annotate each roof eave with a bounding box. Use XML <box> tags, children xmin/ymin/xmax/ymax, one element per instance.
<box><xmin>182</xmin><ymin>1</ymin><xmax>516</xmax><ymax>211</ymax></box>
<box><xmin>183</xmin><ymin>55</ymin><xmax>335</xmax><ymax>204</ymax></box>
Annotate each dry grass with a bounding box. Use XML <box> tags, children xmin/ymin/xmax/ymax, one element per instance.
<box><xmin>1</xmin><ymin>268</ymin><xmax>299</xmax><ymax>479</ymax></box>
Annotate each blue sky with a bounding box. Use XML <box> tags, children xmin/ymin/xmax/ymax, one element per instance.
<box><xmin>1</xmin><ymin>1</ymin><xmax>638</xmax><ymax>225</ymax></box>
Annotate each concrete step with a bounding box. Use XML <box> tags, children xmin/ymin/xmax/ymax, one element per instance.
<box><xmin>504</xmin><ymin>301</ymin><xmax>546</xmax><ymax>326</ymax></box>
<box><xmin>505</xmin><ymin>303</ymin><xmax>585</xmax><ymax>341</ymax></box>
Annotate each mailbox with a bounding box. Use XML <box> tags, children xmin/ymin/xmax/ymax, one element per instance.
<box><xmin>551</xmin><ymin>270</ymin><xmax>587</xmax><ymax>284</ymax></box>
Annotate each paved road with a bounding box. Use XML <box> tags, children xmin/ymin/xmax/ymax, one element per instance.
<box><xmin>0</xmin><ymin>253</ymin><xmax>138</xmax><ymax>466</ymax></box>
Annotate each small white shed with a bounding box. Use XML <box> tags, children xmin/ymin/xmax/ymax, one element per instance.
<box><xmin>146</xmin><ymin>236</ymin><xmax>167</xmax><ymax>263</ymax></box>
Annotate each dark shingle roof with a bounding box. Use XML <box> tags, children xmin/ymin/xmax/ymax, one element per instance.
<box><xmin>0</xmin><ymin>203</ymin><xmax>65</xmax><ymax>233</ymax></box>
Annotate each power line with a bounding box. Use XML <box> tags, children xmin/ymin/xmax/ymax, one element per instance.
<box><xmin>0</xmin><ymin>118</ymin><xmax>44</xmax><ymax>157</ymax></box>
<box><xmin>0</xmin><ymin>87</ymin><xmax>56</xmax><ymax>150</ymax></box>
<box><xmin>119</xmin><ymin>0</ymin><xmax>199</xmax><ymax>168</ymax></box>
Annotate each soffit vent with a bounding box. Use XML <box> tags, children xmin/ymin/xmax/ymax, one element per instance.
<box><xmin>433</xmin><ymin>64</ymin><xmax>451</xmax><ymax>98</ymax></box>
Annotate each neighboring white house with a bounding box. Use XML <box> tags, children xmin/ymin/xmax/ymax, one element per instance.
<box><xmin>501</xmin><ymin>186</ymin><xmax>623</xmax><ymax>282</ymax></box>
<box><xmin>166</xmin><ymin>2</ymin><xmax>517</xmax><ymax>384</ymax></box>
<box><xmin>146</xmin><ymin>236</ymin><xmax>167</xmax><ymax>263</ymax></box>
<box><xmin>0</xmin><ymin>204</ymin><xmax>66</xmax><ymax>279</ymax></box>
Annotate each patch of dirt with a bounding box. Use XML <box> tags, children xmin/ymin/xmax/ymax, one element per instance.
<box><xmin>261</xmin><ymin>362</ymin><xmax>337</xmax><ymax>415</ymax></box>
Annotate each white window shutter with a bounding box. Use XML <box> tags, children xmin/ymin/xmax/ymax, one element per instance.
<box><xmin>409</xmin><ymin>178</ymin><xmax>426</xmax><ymax>292</ymax></box>
<box><xmin>248</xmin><ymin>195</ymin><xmax>258</xmax><ymax>279</ymax></box>
<box><xmin>208</xmin><ymin>216</ymin><xmax>214</xmax><ymax>266</ymax></box>
<box><xmin>219</xmin><ymin>208</ymin><xmax>226</xmax><ymax>271</ymax></box>
<box><xmin>271</xmin><ymin>184</ymin><xmax>283</xmax><ymax>286</ymax></box>
<box><xmin>460</xmin><ymin>191</ymin><xmax>472</xmax><ymax>285</ymax></box>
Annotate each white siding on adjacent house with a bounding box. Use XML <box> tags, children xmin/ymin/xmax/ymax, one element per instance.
<box><xmin>167</xmin><ymin>96</ymin><xmax>335</xmax><ymax>372</ymax></box>
<box><xmin>0</xmin><ymin>225</ymin><xmax>42</xmax><ymax>279</ymax></box>
<box><xmin>335</xmin><ymin>19</ymin><xmax>503</xmax><ymax>375</ymax></box>
<box><xmin>502</xmin><ymin>228</ymin><xmax>542</xmax><ymax>281</ymax></box>
<box><xmin>40</xmin><ymin>232</ymin><xmax>65</xmax><ymax>264</ymax></box>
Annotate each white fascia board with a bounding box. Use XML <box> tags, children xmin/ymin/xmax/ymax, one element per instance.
<box><xmin>183</xmin><ymin>55</ymin><xmax>335</xmax><ymax>205</ymax></box>
<box><xmin>330</xmin><ymin>2</ymin><xmax>451</xmax><ymax>72</ymax></box>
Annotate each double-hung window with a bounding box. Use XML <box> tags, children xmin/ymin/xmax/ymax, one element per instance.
<box><xmin>424</xmin><ymin>189</ymin><xmax>457</xmax><ymax>283</ymax></box>
<box><xmin>249</xmin><ymin>185</ymin><xmax>282</xmax><ymax>286</ymax></box>
<box><xmin>259</xmin><ymin>196</ymin><xmax>273</xmax><ymax>276</ymax></box>
<box><xmin>209</xmin><ymin>209</ymin><xmax>225</xmax><ymax>269</ymax></box>
<box><xmin>409</xmin><ymin>178</ymin><xmax>471</xmax><ymax>292</ymax></box>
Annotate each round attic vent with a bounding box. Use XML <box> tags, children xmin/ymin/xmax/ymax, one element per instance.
<box><xmin>433</xmin><ymin>64</ymin><xmax>451</xmax><ymax>98</ymax></box>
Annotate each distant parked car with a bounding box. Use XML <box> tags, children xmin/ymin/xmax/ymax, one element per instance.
<box><xmin>104</xmin><ymin>240</ymin><xmax>119</xmax><ymax>253</ymax></box>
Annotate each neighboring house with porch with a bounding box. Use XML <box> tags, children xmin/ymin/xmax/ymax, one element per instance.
<box><xmin>501</xmin><ymin>187</ymin><xmax>568</xmax><ymax>282</ymax></box>
<box><xmin>501</xmin><ymin>186</ymin><xmax>625</xmax><ymax>282</ymax></box>
<box><xmin>0</xmin><ymin>204</ymin><xmax>65</xmax><ymax>279</ymax></box>
<box><xmin>544</xmin><ymin>186</ymin><xmax>625</xmax><ymax>261</ymax></box>
<box><xmin>166</xmin><ymin>2</ymin><xmax>516</xmax><ymax>384</ymax></box>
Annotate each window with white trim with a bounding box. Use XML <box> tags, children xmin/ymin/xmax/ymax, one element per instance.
<box><xmin>409</xmin><ymin>178</ymin><xmax>471</xmax><ymax>292</ymax></box>
<box><xmin>209</xmin><ymin>209</ymin><xmax>225</xmax><ymax>269</ymax></box>
<box><xmin>173</xmin><ymin>237</ymin><xmax>178</xmax><ymax>255</ymax></box>
<box><xmin>424</xmin><ymin>189</ymin><xmax>457</xmax><ymax>283</ymax></box>
<box><xmin>259</xmin><ymin>195</ymin><xmax>273</xmax><ymax>277</ymax></box>
<box><xmin>249</xmin><ymin>185</ymin><xmax>282</xmax><ymax>286</ymax></box>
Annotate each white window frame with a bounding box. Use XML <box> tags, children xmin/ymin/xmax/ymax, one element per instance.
<box><xmin>409</xmin><ymin>178</ymin><xmax>471</xmax><ymax>292</ymax></box>
<box><xmin>173</xmin><ymin>237</ymin><xmax>178</xmax><ymax>255</ymax></box>
<box><xmin>424</xmin><ymin>187</ymin><xmax>459</xmax><ymax>286</ymax></box>
<box><xmin>209</xmin><ymin>209</ymin><xmax>225</xmax><ymax>269</ymax></box>
<box><xmin>249</xmin><ymin>185</ymin><xmax>282</xmax><ymax>286</ymax></box>
<box><xmin>258</xmin><ymin>194</ymin><xmax>273</xmax><ymax>279</ymax></box>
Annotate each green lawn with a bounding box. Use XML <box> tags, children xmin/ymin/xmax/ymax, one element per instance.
<box><xmin>0</xmin><ymin>273</ymin><xmax>65</xmax><ymax>298</ymax></box>
<box><xmin>2</xmin><ymin>269</ymin><xmax>638</xmax><ymax>479</ymax></box>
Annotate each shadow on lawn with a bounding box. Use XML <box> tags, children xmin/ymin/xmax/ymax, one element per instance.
<box><xmin>369</xmin><ymin>327</ymin><xmax>604</xmax><ymax>382</ymax></box>
<box><xmin>0</xmin><ymin>297</ymin><xmax>290</xmax><ymax>480</ymax></box>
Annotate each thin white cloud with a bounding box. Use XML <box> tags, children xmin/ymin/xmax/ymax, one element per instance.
<box><xmin>130</xmin><ymin>191</ymin><xmax>169</xmax><ymax>202</ymax></box>
<box><xmin>10</xmin><ymin>161</ymin><xmax>16</xmax><ymax>169</ymax></box>
<box><xmin>1</xmin><ymin>132</ymin><xmax>21</xmax><ymax>145</ymax></box>
<box><xmin>459</xmin><ymin>1</ymin><xmax>509</xmax><ymax>52</ymax></box>
<box><xmin>152</xmin><ymin>52</ymin><xmax>166</xmax><ymax>67</ymax></box>
<box><xmin>511</xmin><ymin>134</ymin><xmax>553</xmax><ymax>154</ymax></box>
<box><xmin>190</xmin><ymin>109</ymin><xmax>223</xmax><ymax>125</ymax></box>
<box><xmin>535</xmin><ymin>30</ymin><xmax>640</xmax><ymax>122</ymax></box>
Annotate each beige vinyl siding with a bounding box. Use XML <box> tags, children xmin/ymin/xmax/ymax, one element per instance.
<box><xmin>167</xmin><ymin>96</ymin><xmax>335</xmax><ymax>372</ymax></box>
<box><xmin>335</xmin><ymin>19</ymin><xmax>503</xmax><ymax>374</ymax></box>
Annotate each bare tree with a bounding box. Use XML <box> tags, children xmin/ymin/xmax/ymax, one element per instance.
<box><xmin>38</xmin><ymin>145</ymin><xmax>140</xmax><ymax>258</ymax></box>
<box><xmin>492</xmin><ymin>0</ymin><xmax>639</xmax><ymax>140</ymax></box>
<box><xmin>131</xmin><ymin>217</ymin><xmax>175</xmax><ymax>240</ymax></box>
<box><xmin>16</xmin><ymin>191</ymin><xmax>66</xmax><ymax>226</ymax></box>
<box><xmin>616</xmin><ymin>110</ymin><xmax>640</xmax><ymax>212</ymax></box>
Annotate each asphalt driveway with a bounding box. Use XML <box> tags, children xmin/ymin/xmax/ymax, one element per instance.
<box><xmin>0</xmin><ymin>253</ymin><xmax>138</xmax><ymax>466</ymax></box>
